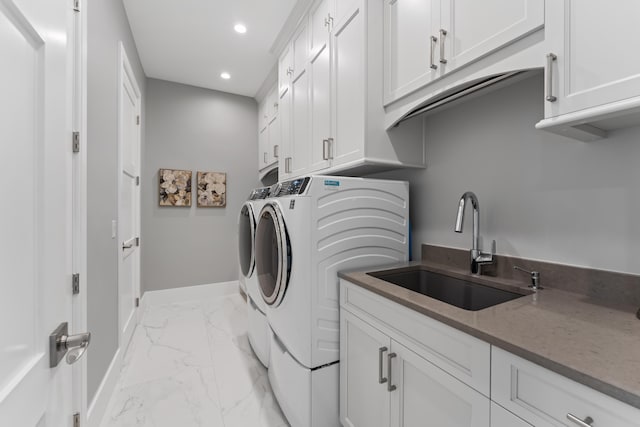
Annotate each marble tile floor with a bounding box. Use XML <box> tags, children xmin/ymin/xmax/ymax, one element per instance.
<box><xmin>101</xmin><ymin>293</ymin><xmax>289</xmax><ymax>427</ymax></box>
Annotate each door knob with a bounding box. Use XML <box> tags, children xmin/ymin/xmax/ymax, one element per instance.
<box><xmin>49</xmin><ymin>322</ymin><xmax>92</xmax><ymax>367</ymax></box>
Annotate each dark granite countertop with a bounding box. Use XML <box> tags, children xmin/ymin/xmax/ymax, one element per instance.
<box><xmin>339</xmin><ymin>260</ymin><xmax>640</xmax><ymax>410</ymax></box>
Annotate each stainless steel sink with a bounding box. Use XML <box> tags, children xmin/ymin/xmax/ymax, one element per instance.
<box><xmin>367</xmin><ymin>268</ymin><xmax>527</xmax><ymax>311</ymax></box>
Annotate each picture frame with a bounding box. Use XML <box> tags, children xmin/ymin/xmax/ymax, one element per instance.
<box><xmin>159</xmin><ymin>168</ymin><xmax>192</xmax><ymax>207</ymax></box>
<box><xmin>197</xmin><ymin>171</ymin><xmax>226</xmax><ymax>207</ymax></box>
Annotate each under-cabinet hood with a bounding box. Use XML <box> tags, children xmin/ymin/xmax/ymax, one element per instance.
<box><xmin>390</xmin><ymin>71</ymin><xmax>532</xmax><ymax>128</ymax></box>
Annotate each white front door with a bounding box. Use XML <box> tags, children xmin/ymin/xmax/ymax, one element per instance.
<box><xmin>0</xmin><ymin>0</ymin><xmax>80</xmax><ymax>424</ymax></box>
<box><xmin>118</xmin><ymin>44</ymin><xmax>141</xmax><ymax>352</ymax></box>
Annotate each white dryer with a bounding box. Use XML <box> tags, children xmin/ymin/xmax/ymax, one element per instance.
<box><xmin>237</xmin><ymin>186</ymin><xmax>271</xmax><ymax>367</ymax></box>
<box><xmin>255</xmin><ymin>176</ymin><xmax>409</xmax><ymax>427</ymax></box>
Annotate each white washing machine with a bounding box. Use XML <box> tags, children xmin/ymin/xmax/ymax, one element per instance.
<box><xmin>237</xmin><ymin>186</ymin><xmax>271</xmax><ymax>367</ymax></box>
<box><xmin>255</xmin><ymin>176</ymin><xmax>409</xmax><ymax>427</ymax></box>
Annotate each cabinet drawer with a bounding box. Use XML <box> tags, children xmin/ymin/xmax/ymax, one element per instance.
<box><xmin>340</xmin><ymin>280</ymin><xmax>490</xmax><ymax>396</ymax></box>
<box><xmin>492</xmin><ymin>347</ymin><xmax>640</xmax><ymax>427</ymax></box>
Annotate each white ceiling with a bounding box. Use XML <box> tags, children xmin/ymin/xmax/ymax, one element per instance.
<box><xmin>122</xmin><ymin>0</ymin><xmax>300</xmax><ymax>98</ymax></box>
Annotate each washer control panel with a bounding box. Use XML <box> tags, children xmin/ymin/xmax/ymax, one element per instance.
<box><xmin>272</xmin><ymin>177</ymin><xmax>310</xmax><ymax>197</ymax></box>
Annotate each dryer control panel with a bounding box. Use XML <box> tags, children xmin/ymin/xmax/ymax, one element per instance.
<box><xmin>271</xmin><ymin>177</ymin><xmax>310</xmax><ymax>197</ymax></box>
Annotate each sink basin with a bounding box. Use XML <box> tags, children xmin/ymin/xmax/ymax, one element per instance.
<box><xmin>367</xmin><ymin>268</ymin><xmax>526</xmax><ymax>311</ymax></box>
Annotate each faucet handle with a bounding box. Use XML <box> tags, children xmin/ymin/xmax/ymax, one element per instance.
<box><xmin>513</xmin><ymin>266</ymin><xmax>543</xmax><ymax>290</ymax></box>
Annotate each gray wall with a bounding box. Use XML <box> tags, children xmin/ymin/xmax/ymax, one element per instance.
<box><xmin>87</xmin><ymin>0</ymin><xmax>145</xmax><ymax>403</ymax></box>
<box><xmin>142</xmin><ymin>78</ymin><xmax>259</xmax><ymax>293</ymax></box>
<box><xmin>372</xmin><ymin>73</ymin><xmax>640</xmax><ymax>276</ymax></box>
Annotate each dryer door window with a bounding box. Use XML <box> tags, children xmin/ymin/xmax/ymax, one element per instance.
<box><xmin>238</xmin><ymin>203</ymin><xmax>255</xmax><ymax>278</ymax></box>
<box><xmin>256</xmin><ymin>203</ymin><xmax>291</xmax><ymax>306</ymax></box>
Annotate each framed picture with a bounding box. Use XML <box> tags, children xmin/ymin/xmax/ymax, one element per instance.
<box><xmin>159</xmin><ymin>168</ymin><xmax>192</xmax><ymax>207</ymax></box>
<box><xmin>197</xmin><ymin>171</ymin><xmax>226</xmax><ymax>207</ymax></box>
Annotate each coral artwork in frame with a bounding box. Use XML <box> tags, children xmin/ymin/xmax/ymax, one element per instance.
<box><xmin>197</xmin><ymin>171</ymin><xmax>226</xmax><ymax>207</ymax></box>
<box><xmin>159</xmin><ymin>168</ymin><xmax>192</xmax><ymax>207</ymax></box>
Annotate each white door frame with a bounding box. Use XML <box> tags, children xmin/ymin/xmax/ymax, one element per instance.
<box><xmin>71</xmin><ymin>0</ymin><xmax>88</xmax><ymax>424</ymax></box>
<box><xmin>117</xmin><ymin>42</ymin><xmax>142</xmax><ymax>351</ymax></box>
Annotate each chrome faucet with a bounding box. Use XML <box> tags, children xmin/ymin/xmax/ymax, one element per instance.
<box><xmin>454</xmin><ymin>191</ymin><xmax>494</xmax><ymax>274</ymax></box>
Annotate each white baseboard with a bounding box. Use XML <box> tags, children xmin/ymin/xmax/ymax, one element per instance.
<box><xmin>87</xmin><ymin>348</ymin><xmax>122</xmax><ymax>427</ymax></box>
<box><xmin>140</xmin><ymin>280</ymin><xmax>240</xmax><ymax>310</ymax></box>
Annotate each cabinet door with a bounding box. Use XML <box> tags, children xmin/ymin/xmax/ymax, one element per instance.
<box><xmin>267</xmin><ymin>115</ymin><xmax>279</xmax><ymax>167</ymax></box>
<box><xmin>290</xmin><ymin>67</ymin><xmax>311</xmax><ymax>177</ymax></box>
<box><xmin>549</xmin><ymin>0</ymin><xmax>640</xmax><ymax>117</ymax></box>
<box><xmin>340</xmin><ymin>310</ymin><xmax>391</xmax><ymax>427</ymax></box>
<box><xmin>258</xmin><ymin>126</ymin><xmax>268</xmax><ymax>170</ymax></box>
<box><xmin>490</xmin><ymin>403</ymin><xmax>532</xmax><ymax>427</ymax></box>
<box><xmin>389</xmin><ymin>340</ymin><xmax>490</xmax><ymax>427</ymax></box>
<box><xmin>384</xmin><ymin>0</ymin><xmax>440</xmax><ymax>104</ymax></box>
<box><xmin>331</xmin><ymin>0</ymin><xmax>365</xmax><ymax>167</ymax></box>
<box><xmin>258</xmin><ymin>98</ymin><xmax>268</xmax><ymax>133</ymax></box>
<box><xmin>279</xmin><ymin>87</ymin><xmax>292</xmax><ymax>179</ymax></box>
<box><xmin>309</xmin><ymin>0</ymin><xmax>332</xmax><ymax>172</ymax></box>
<box><xmin>440</xmin><ymin>0</ymin><xmax>543</xmax><ymax>73</ymax></box>
<box><xmin>279</xmin><ymin>44</ymin><xmax>292</xmax><ymax>98</ymax></box>
<box><xmin>292</xmin><ymin>22</ymin><xmax>309</xmax><ymax>80</ymax></box>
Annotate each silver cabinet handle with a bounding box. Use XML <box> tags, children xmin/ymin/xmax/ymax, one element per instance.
<box><xmin>274</xmin><ymin>145</ymin><xmax>279</xmax><ymax>158</ymax></box>
<box><xmin>327</xmin><ymin>137</ymin><xmax>334</xmax><ymax>159</ymax></box>
<box><xmin>322</xmin><ymin>139</ymin><xmax>329</xmax><ymax>160</ymax></box>
<box><xmin>378</xmin><ymin>346</ymin><xmax>388</xmax><ymax>384</ymax></box>
<box><xmin>430</xmin><ymin>36</ymin><xmax>438</xmax><ymax>70</ymax></box>
<box><xmin>285</xmin><ymin>157</ymin><xmax>292</xmax><ymax>173</ymax></box>
<box><xmin>546</xmin><ymin>53</ymin><xmax>557</xmax><ymax>102</ymax></box>
<box><xmin>122</xmin><ymin>237</ymin><xmax>136</xmax><ymax>250</ymax></box>
<box><xmin>567</xmin><ymin>414</ymin><xmax>594</xmax><ymax>427</ymax></box>
<box><xmin>439</xmin><ymin>29</ymin><xmax>447</xmax><ymax>64</ymax></box>
<box><xmin>264</xmin><ymin>152</ymin><xmax>268</xmax><ymax>163</ymax></box>
<box><xmin>387</xmin><ymin>352</ymin><xmax>397</xmax><ymax>392</ymax></box>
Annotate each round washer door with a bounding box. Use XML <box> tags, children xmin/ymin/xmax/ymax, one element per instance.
<box><xmin>255</xmin><ymin>202</ymin><xmax>291</xmax><ymax>306</ymax></box>
<box><xmin>238</xmin><ymin>202</ymin><xmax>256</xmax><ymax>278</ymax></box>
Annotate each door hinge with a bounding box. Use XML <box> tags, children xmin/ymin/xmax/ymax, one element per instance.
<box><xmin>72</xmin><ymin>273</ymin><xmax>80</xmax><ymax>295</ymax></box>
<box><xmin>136</xmin><ymin>115</ymin><xmax>140</xmax><ymax>125</ymax></box>
<box><xmin>136</xmin><ymin>176</ymin><xmax>140</xmax><ymax>186</ymax></box>
<box><xmin>73</xmin><ymin>0</ymin><xmax>80</xmax><ymax>12</ymax></box>
<box><xmin>73</xmin><ymin>412</ymin><xmax>80</xmax><ymax>427</ymax></box>
<box><xmin>135</xmin><ymin>297</ymin><xmax>140</xmax><ymax>308</ymax></box>
<box><xmin>72</xmin><ymin>132</ymin><xmax>80</xmax><ymax>153</ymax></box>
<box><xmin>135</xmin><ymin>236</ymin><xmax>140</xmax><ymax>246</ymax></box>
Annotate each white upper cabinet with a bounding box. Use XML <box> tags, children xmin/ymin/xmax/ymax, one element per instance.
<box><xmin>278</xmin><ymin>44</ymin><xmax>292</xmax><ymax>98</ymax></box>
<box><xmin>309</xmin><ymin>0</ymin><xmax>332</xmax><ymax>172</ymax></box>
<box><xmin>331</xmin><ymin>0</ymin><xmax>366</xmax><ymax>167</ymax></box>
<box><xmin>440</xmin><ymin>0</ymin><xmax>543</xmax><ymax>73</ymax></box>
<box><xmin>258</xmin><ymin>85</ymin><xmax>279</xmax><ymax>174</ymax></box>
<box><xmin>384</xmin><ymin>0</ymin><xmax>544</xmax><ymax>105</ymax></box>
<box><xmin>537</xmin><ymin>0</ymin><xmax>640</xmax><ymax>141</ymax></box>
<box><xmin>384</xmin><ymin>0</ymin><xmax>439</xmax><ymax>103</ymax></box>
<box><xmin>274</xmin><ymin>0</ymin><xmax>427</xmax><ymax>179</ymax></box>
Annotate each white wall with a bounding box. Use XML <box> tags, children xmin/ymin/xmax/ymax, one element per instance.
<box><xmin>142</xmin><ymin>78</ymin><xmax>260</xmax><ymax>293</ymax></box>
<box><xmin>87</xmin><ymin>0</ymin><xmax>145</xmax><ymax>403</ymax></box>
<box><xmin>372</xmin><ymin>73</ymin><xmax>640</xmax><ymax>275</ymax></box>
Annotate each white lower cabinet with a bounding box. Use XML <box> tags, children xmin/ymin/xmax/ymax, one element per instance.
<box><xmin>340</xmin><ymin>280</ymin><xmax>640</xmax><ymax>427</ymax></box>
<box><xmin>490</xmin><ymin>403</ymin><xmax>532</xmax><ymax>427</ymax></box>
<box><xmin>492</xmin><ymin>347</ymin><xmax>640</xmax><ymax>427</ymax></box>
<box><xmin>340</xmin><ymin>308</ymin><xmax>490</xmax><ymax>427</ymax></box>
<box><xmin>340</xmin><ymin>310</ymin><xmax>390</xmax><ymax>427</ymax></box>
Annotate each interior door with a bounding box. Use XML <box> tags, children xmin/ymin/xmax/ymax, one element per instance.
<box><xmin>0</xmin><ymin>0</ymin><xmax>77</xmax><ymax>424</ymax></box>
<box><xmin>118</xmin><ymin>44</ymin><xmax>141</xmax><ymax>353</ymax></box>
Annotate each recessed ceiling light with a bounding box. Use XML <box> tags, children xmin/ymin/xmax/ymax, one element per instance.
<box><xmin>220</xmin><ymin>72</ymin><xmax>231</xmax><ymax>80</ymax></box>
<box><xmin>234</xmin><ymin>24</ymin><xmax>247</xmax><ymax>34</ymax></box>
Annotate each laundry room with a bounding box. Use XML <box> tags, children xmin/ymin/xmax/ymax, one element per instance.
<box><xmin>3</xmin><ymin>0</ymin><xmax>640</xmax><ymax>426</ymax></box>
